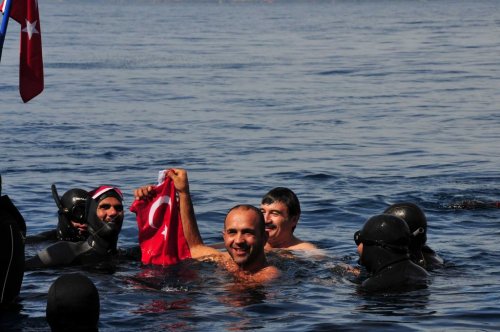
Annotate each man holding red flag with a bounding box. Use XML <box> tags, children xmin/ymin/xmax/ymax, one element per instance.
<box><xmin>1</xmin><ymin>0</ymin><xmax>44</xmax><ymax>102</ymax></box>
<box><xmin>134</xmin><ymin>169</ymin><xmax>280</xmax><ymax>284</ymax></box>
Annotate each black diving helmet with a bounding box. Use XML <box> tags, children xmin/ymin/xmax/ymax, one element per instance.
<box><xmin>52</xmin><ymin>184</ymin><xmax>89</xmax><ymax>224</ymax></box>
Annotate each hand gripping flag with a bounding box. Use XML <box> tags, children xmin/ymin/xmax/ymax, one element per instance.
<box><xmin>1</xmin><ymin>0</ymin><xmax>44</xmax><ymax>102</ymax></box>
<box><xmin>130</xmin><ymin>177</ymin><xmax>191</xmax><ymax>266</ymax></box>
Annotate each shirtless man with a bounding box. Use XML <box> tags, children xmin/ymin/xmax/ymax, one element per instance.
<box><xmin>134</xmin><ymin>169</ymin><xmax>280</xmax><ymax>284</ymax></box>
<box><xmin>260</xmin><ymin>187</ymin><xmax>317</xmax><ymax>251</ymax></box>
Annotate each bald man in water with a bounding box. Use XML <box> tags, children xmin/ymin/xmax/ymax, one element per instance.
<box><xmin>134</xmin><ymin>169</ymin><xmax>280</xmax><ymax>284</ymax></box>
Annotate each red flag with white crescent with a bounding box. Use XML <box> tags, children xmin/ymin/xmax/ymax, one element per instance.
<box><xmin>130</xmin><ymin>177</ymin><xmax>191</xmax><ymax>266</ymax></box>
<box><xmin>1</xmin><ymin>0</ymin><xmax>44</xmax><ymax>102</ymax></box>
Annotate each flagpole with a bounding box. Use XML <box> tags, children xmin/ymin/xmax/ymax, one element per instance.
<box><xmin>0</xmin><ymin>0</ymin><xmax>13</xmax><ymax>62</ymax></box>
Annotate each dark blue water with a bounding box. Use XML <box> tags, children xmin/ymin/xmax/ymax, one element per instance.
<box><xmin>1</xmin><ymin>0</ymin><xmax>499</xmax><ymax>330</ymax></box>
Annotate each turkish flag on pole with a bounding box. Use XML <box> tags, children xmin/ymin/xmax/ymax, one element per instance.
<box><xmin>1</xmin><ymin>0</ymin><xmax>44</xmax><ymax>102</ymax></box>
<box><xmin>130</xmin><ymin>177</ymin><xmax>191</xmax><ymax>266</ymax></box>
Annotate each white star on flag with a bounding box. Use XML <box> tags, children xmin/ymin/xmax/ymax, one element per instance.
<box><xmin>22</xmin><ymin>19</ymin><xmax>39</xmax><ymax>40</ymax></box>
<box><xmin>161</xmin><ymin>225</ymin><xmax>168</xmax><ymax>241</ymax></box>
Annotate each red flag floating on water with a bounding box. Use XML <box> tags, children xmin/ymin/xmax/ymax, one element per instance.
<box><xmin>1</xmin><ymin>0</ymin><xmax>44</xmax><ymax>102</ymax></box>
<box><xmin>130</xmin><ymin>177</ymin><xmax>191</xmax><ymax>266</ymax></box>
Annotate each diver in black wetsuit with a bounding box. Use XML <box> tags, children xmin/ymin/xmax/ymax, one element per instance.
<box><xmin>0</xmin><ymin>175</ymin><xmax>26</xmax><ymax>307</ymax></box>
<box><xmin>354</xmin><ymin>214</ymin><xmax>429</xmax><ymax>293</ymax></box>
<box><xmin>25</xmin><ymin>186</ymin><xmax>125</xmax><ymax>269</ymax></box>
<box><xmin>384</xmin><ymin>202</ymin><xmax>444</xmax><ymax>270</ymax></box>
<box><xmin>26</xmin><ymin>185</ymin><xmax>89</xmax><ymax>244</ymax></box>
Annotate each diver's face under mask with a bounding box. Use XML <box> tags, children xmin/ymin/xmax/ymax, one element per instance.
<box><xmin>67</xmin><ymin>201</ymin><xmax>87</xmax><ymax>224</ymax></box>
<box><xmin>353</xmin><ymin>230</ymin><xmax>409</xmax><ymax>255</ymax></box>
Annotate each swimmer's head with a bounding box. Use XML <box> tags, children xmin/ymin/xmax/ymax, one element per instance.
<box><xmin>223</xmin><ymin>205</ymin><xmax>268</xmax><ymax>269</ymax></box>
<box><xmin>89</xmin><ymin>185</ymin><xmax>124</xmax><ymax>223</ymax></box>
<box><xmin>261</xmin><ymin>187</ymin><xmax>300</xmax><ymax>235</ymax></box>
<box><xmin>46</xmin><ymin>273</ymin><xmax>99</xmax><ymax>331</ymax></box>
<box><xmin>355</xmin><ymin>214</ymin><xmax>410</xmax><ymax>253</ymax></box>
<box><xmin>355</xmin><ymin>214</ymin><xmax>411</xmax><ymax>273</ymax></box>
<box><xmin>384</xmin><ymin>202</ymin><xmax>427</xmax><ymax>247</ymax></box>
<box><xmin>85</xmin><ymin>186</ymin><xmax>124</xmax><ymax>252</ymax></box>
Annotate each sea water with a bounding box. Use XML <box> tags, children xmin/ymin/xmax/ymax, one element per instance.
<box><xmin>1</xmin><ymin>0</ymin><xmax>499</xmax><ymax>330</ymax></box>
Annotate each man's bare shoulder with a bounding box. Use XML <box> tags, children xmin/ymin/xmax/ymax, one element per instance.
<box><xmin>269</xmin><ymin>241</ymin><xmax>328</xmax><ymax>258</ymax></box>
<box><xmin>265</xmin><ymin>237</ymin><xmax>318</xmax><ymax>251</ymax></box>
<box><xmin>286</xmin><ymin>240</ymin><xmax>318</xmax><ymax>251</ymax></box>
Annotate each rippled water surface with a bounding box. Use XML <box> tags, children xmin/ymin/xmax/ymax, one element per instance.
<box><xmin>1</xmin><ymin>0</ymin><xmax>499</xmax><ymax>331</ymax></box>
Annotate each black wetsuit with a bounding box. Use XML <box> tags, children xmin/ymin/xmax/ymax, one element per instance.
<box><xmin>25</xmin><ymin>235</ymin><xmax>141</xmax><ymax>270</ymax></box>
<box><xmin>356</xmin><ymin>214</ymin><xmax>429</xmax><ymax>293</ymax></box>
<box><xmin>421</xmin><ymin>245</ymin><xmax>444</xmax><ymax>270</ymax></box>
<box><xmin>24</xmin><ymin>236</ymin><xmax>117</xmax><ymax>269</ymax></box>
<box><xmin>25</xmin><ymin>229</ymin><xmax>58</xmax><ymax>243</ymax></box>
<box><xmin>0</xmin><ymin>192</ymin><xmax>26</xmax><ymax>305</ymax></box>
<box><xmin>360</xmin><ymin>246</ymin><xmax>429</xmax><ymax>293</ymax></box>
<box><xmin>383</xmin><ymin>202</ymin><xmax>444</xmax><ymax>271</ymax></box>
<box><xmin>25</xmin><ymin>196</ymin><xmax>121</xmax><ymax>269</ymax></box>
<box><xmin>408</xmin><ymin>243</ymin><xmax>444</xmax><ymax>271</ymax></box>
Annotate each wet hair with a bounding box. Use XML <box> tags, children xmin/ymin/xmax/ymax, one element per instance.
<box><xmin>225</xmin><ymin>204</ymin><xmax>266</xmax><ymax>236</ymax></box>
<box><xmin>261</xmin><ymin>187</ymin><xmax>301</xmax><ymax>219</ymax></box>
<box><xmin>46</xmin><ymin>273</ymin><xmax>99</xmax><ymax>331</ymax></box>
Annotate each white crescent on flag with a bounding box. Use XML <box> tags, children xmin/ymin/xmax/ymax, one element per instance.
<box><xmin>148</xmin><ymin>195</ymin><xmax>171</xmax><ymax>229</ymax></box>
